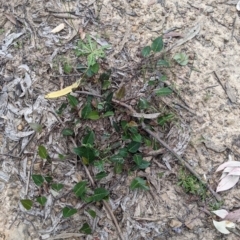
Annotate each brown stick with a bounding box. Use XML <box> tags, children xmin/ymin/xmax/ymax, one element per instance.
<box><xmin>141</xmin><ymin>122</ymin><xmax>222</xmax><ymax>202</ymax></box>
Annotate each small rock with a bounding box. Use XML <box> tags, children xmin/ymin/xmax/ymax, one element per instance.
<box><xmin>169</xmin><ymin>219</ymin><xmax>182</xmax><ymax>228</ymax></box>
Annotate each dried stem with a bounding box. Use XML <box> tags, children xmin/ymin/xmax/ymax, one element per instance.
<box><xmin>141</xmin><ymin>122</ymin><xmax>222</xmax><ymax>202</ymax></box>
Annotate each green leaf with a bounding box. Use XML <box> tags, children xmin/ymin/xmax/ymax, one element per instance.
<box><xmin>73</xmin><ymin>181</ymin><xmax>87</xmax><ymax>198</ymax></box>
<box><xmin>81</xmin><ymin>102</ymin><xmax>92</xmax><ymax>119</ymax></box>
<box><xmin>36</xmin><ymin>196</ymin><xmax>47</xmax><ymax>206</ymax></box>
<box><xmin>118</xmin><ymin>148</ymin><xmax>128</xmax><ymax>158</ymax></box>
<box><xmin>138</xmin><ymin>98</ymin><xmax>149</xmax><ymax>110</ymax></box>
<box><xmin>102</xmin><ymin>80</ymin><xmax>111</xmax><ymax>90</ymax></box>
<box><xmin>127</xmin><ymin>141</ymin><xmax>141</xmax><ymax>153</ymax></box>
<box><xmin>86</xmin><ymin>68</ymin><xmax>95</xmax><ymax>77</ymax></box>
<box><xmin>151</xmin><ymin>37</ymin><xmax>163</xmax><ymax>52</ymax></box>
<box><xmin>63</xmin><ymin>62</ymin><xmax>72</xmax><ymax>74</ymax></box>
<box><xmin>130</xmin><ymin>177</ymin><xmax>149</xmax><ymax>190</ymax></box>
<box><xmin>62</xmin><ymin>207</ymin><xmax>77</xmax><ymax>218</ymax></box>
<box><xmin>80</xmin><ymin>222</ymin><xmax>92</xmax><ymax>235</ymax></box>
<box><xmin>113</xmin><ymin>121</ymin><xmax>120</xmax><ymax>132</ymax></box>
<box><xmin>67</xmin><ymin>94</ymin><xmax>78</xmax><ymax>107</ymax></box>
<box><xmin>133</xmin><ymin>154</ymin><xmax>143</xmax><ymax>165</ymax></box>
<box><xmin>76</xmin><ymin>63</ymin><xmax>87</xmax><ymax>72</ymax></box>
<box><xmin>90</xmin><ymin>63</ymin><xmax>99</xmax><ymax>73</ymax></box>
<box><xmin>94</xmin><ymin>160</ymin><xmax>104</xmax><ymax>172</ymax></box>
<box><xmin>86</xmin><ymin>111</ymin><xmax>100</xmax><ymax>120</ymax></box>
<box><xmin>155</xmin><ymin>87</ymin><xmax>173</xmax><ymax>96</ymax></box>
<box><xmin>88</xmin><ymin>209</ymin><xmax>96</xmax><ymax>218</ymax></box>
<box><xmin>103</xmin><ymin>111</ymin><xmax>114</xmax><ymax>117</ymax></box>
<box><xmin>61</xmin><ymin>128</ymin><xmax>74</xmax><ymax>136</ymax></box>
<box><xmin>133</xmin><ymin>154</ymin><xmax>150</xmax><ymax>169</ymax></box>
<box><xmin>82</xmin><ymin>130</ymin><xmax>95</xmax><ymax>145</ymax></box>
<box><xmin>157</xmin><ymin>59</ymin><xmax>170</xmax><ymax>67</ymax></box>
<box><xmin>141</xmin><ymin>46</ymin><xmax>151</xmax><ymax>57</ymax></box>
<box><xmin>131</xmin><ymin>133</ymin><xmax>142</xmax><ymax>143</ymax></box>
<box><xmin>110</xmin><ymin>154</ymin><xmax>124</xmax><ymax>163</ymax></box>
<box><xmin>38</xmin><ymin>145</ymin><xmax>48</xmax><ymax>159</ymax></box>
<box><xmin>157</xmin><ymin>114</ymin><xmax>175</xmax><ymax>126</ymax></box>
<box><xmin>51</xmin><ymin>183</ymin><xmax>64</xmax><ymax>192</ymax></box>
<box><xmin>88</xmin><ymin>188</ymin><xmax>109</xmax><ymax>202</ymax></box>
<box><xmin>159</xmin><ymin>75</ymin><xmax>167</xmax><ymax>81</ymax></box>
<box><xmin>173</xmin><ymin>53</ymin><xmax>188</xmax><ymax>66</ymax></box>
<box><xmin>114</xmin><ymin>162</ymin><xmax>123</xmax><ymax>174</ymax></box>
<box><xmin>56</xmin><ymin>103</ymin><xmax>67</xmax><ymax>115</ymax></box>
<box><xmin>105</xmin><ymin>92</ymin><xmax>113</xmax><ymax>103</ymax></box>
<box><xmin>58</xmin><ymin>154</ymin><xmax>66</xmax><ymax>160</ymax></box>
<box><xmin>20</xmin><ymin>199</ymin><xmax>33</xmax><ymax>210</ymax></box>
<box><xmin>32</xmin><ymin>175</ymin><xmax>44</xmax><ymax>186</ymax></box>
<box><xmin>73</xmin><ymin>146</ymin><xmax>97</xmax><ymax>164</ymax></box>
<box><xmin>95</xmin><ymin>171</ymin><xmax>107</xmax><ymax>180</ymax></box>
<box><xmin>29</xmin><ymin>123</ymin><xmax>42</xmax><ymax>132</ymax></box>
<box><xmin>44</xmin><ymin>176</ymin><xmax>53</xmax><ymax>183</ymax></box>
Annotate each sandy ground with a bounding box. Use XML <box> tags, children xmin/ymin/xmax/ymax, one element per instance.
<box><xmin>0</xmin><ymin>0</ymin><xmax>240</xmax><ymax>239</ymax></box>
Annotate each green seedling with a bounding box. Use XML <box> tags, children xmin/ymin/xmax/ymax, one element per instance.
<box><xmin>178</xmin><ymin>168</ymin><xmax>207</xmax><ymax>200</ymax></box>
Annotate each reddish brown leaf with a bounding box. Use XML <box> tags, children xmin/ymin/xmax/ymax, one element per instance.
<box><xmin>225</xmin><ymin>209</ymin><xmax>240</xmax><ymax>223</ymax></box>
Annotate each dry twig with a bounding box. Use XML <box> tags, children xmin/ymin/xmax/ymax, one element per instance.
<box><xmin>141</xmin><ymin>122</ymin><xmax>222</xmax><ymax>202</ymax></box>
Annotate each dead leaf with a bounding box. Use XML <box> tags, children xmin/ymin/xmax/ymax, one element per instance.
<box><xmin>164</xmin><ymin>32</ymin><xmax>183</xmax><ymax>38</ymax></box>
<box><xmin>216</xmin><ymin>175</ymin><xmax>239</xmax><ymax>192</ymax></box>
<box><xmin>4</xmin><ymin>13</ymin><xmax>18</xmax><ymax>26</ymax></box>
<box><xmin>228</xmin><ymin>167</ymin><xmax>240</xmax><ymax>176</ymax></box>
<box><xmin>115</xmin><ymin>85</ymin><xmax>126</xmax><ymax>100</ymax></box>
<box><xmin>45</xmin><ymin>79</ymin><xmax>81</xmax><ymax>99</ymax></box>
<box><xmin>237</xmin><ymin>1</ymin><xmax>240</xmax><ymax>11</ymax></box>
<box><xmin>225</xmin><ymin>209</ymin><xmax>240</xmax><ymax>222</ymax></box>
<box><xmin>166</xmin><ymin>23</ymin><xmax>201</xmax><ymax>51</ymax></box>
<box><xmin>79</xmin><ymin>27</ymin><xmax>86</xmax><ymax>40</ymax></box>
<box><xmin>212</xmin><ymin>209</ymin><xmax>229</xmax><ymax>219</ymax></box>
<box><xmin>213</xmin><ymin>220</ymin><xmax>235</xmax><ymax>234</ymax></box>
<box><xmin>216</xmin><ymin>161</ymin><xmax>240</xmax><ymax>172</ymax></box>
<box><xmin>51</xmin><ymin>23</ymin><xmax>65</xmax><ymax>33</ymax></box>
<box><xmin>131</xmin><ymin>112</ymin><xmax>161</xmax><ymax>119</ymax></box>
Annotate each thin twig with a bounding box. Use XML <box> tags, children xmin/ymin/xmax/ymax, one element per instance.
<box><xmin>173</xmin><ymin>102</ymin><xmax>196</xmax><ymax>115</ymax></box>
<box><xmin>213</xmin><ymin>71</ymin><xmax>233</xmax><ymax>103</ymax></box>
<box><xmin>25</xmin><ymin>170</ymin><xmax>30</xmax><ymax>195</ymax></box>
<box><xmin>141</xmin><ymin>122</ymin><xmax>222</xmax><ymax>202</ymax></box>
<box><xmin>8</xmin><ymin>211</ymin><xmax>19</xmax><ymax>230</ymax></box>
<box><xmin>18</xmin><ymin>115</ymin><xmax>43</xmax><ymax>157</ymax></box>
<box><xmin>231</xmin><ymin>17</ymin><xmax>236</xmax><ymax>39</ymax></box>
<box><xmin>146</xmin><ymin>148</ymin><xmax>165</xmax><ymax>156</ymax></box>
<box><xmin>0</xmin><ymin>153</ymin><xmax>21</xmax><ymax>159</ymax></box>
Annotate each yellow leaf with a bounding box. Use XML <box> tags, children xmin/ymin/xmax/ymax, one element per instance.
<box><xmin>82</xmin><ymin>157</ymin><xmax>89</xmax><ymax>165</ymax></box>
<box><xmin>45</xmin><ymin>79</ymin><xmax>81</xmax><ymax>99</ymax></box>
